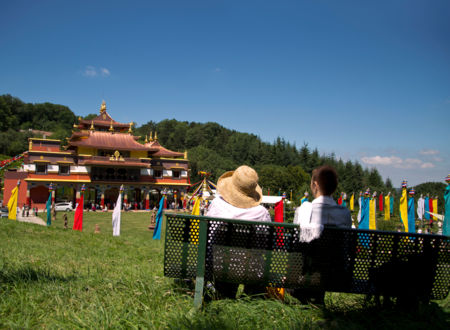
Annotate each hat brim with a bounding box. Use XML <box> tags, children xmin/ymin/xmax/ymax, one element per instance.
<box><xmin>217</xmin><ymin>170</ymin><xmax>263</xmax><ymax>209</ymax></box>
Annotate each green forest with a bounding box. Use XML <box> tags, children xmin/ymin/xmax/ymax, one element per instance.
<box><xmin>0</xmin><ymin>94</ymin><xmax>445</xmax><ymax>203</ymax></box>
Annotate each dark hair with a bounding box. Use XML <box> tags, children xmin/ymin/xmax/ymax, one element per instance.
<box><xmin>311</xmin><ymin>165</ymin><xmax>338</xmax><ymax>196</ymax></box>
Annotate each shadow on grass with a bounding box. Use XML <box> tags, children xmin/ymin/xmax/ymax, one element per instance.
<box><xmin>165</xmin><ymin>286</ymin><xmax>450</xmax><ymax>329</ymax></box>
<box><xmin>321</xmin><ymin>300</ymin><xmax>450</xmax><ymax>329</ymax></box>
<box><xmin>0</xmin><ymin>265</ymin><xmax>76</xmax><ymax>284</ymax></box>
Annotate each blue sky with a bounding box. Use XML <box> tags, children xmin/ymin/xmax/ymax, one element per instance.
<box><xmin>1</xmin><ymin>0</ymin><xmax>449</xmax><ymax>186</ymax></box>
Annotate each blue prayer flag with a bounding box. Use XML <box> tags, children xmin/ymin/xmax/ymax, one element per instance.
<box><xmin>407</xmin><ymin>197</ymin><xmax>415</xmax><ymax>233</ymax></box>
<box><xmin>152</xmin><ymin>196</ymin><xmax>165</xmax><ymax>240</ymax></box>
<box><xmin>46</xmin><ymin>193</ymin><xmax>52</xmax><ymax>226</ymax></box>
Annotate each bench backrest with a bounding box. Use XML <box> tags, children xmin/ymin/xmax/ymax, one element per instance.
<box><xmin>164</xmin><ymin>213</ymin><xmax>450</xmax><ymax>300</ymax></box>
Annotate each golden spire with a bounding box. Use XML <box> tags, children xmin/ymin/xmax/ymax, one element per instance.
<box><xmin>128</xmin><ymin>122</ymin><xmax>133</xmax><ymax>133</ymax></box>
<box><xmin>109</xmin><ymin>120</ymin><xmax>114</xmax><ymax>132</ymax></box>
<box><xmin>149</xmin><ymin>131</ymin><xmax>153</xmax><ymax>142</ymax></box>
<box><xmin>100</xmin><ymin>100</ymin><xmax>106</xmax><ymax>113</ymax></box>
<box><xmin>90</xmin><ymin>120</ymin><xmax>94</xmax><ymax>131</ymax></box>
<box><xmin>154</xmin><ymin>131</ymin><xmax>158</xmax><ymax>140</ymax></box>
<box><xmin>144</xmin><ymin>135</ymin><xmax>148</xmax><ymax>143</ymax></box>
<box><xmin>184</xmin><ymin>150</ymin><xmax>188</xmax><ymax>159</ymax></box>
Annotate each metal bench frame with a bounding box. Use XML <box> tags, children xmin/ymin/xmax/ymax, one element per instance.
<box><xmin>163</xmin><ymin>213</ymin><xmax>450</xmax><ymax>308</ymax></box>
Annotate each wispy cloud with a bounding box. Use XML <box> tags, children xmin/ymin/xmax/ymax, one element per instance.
<box><xmin>83</xmin><ymin>66</ymin><xmax>98</xmax><ymax>77</ymax></box>
<box><xmin>361</xmin><ymin>155</ymin><xmax>434</xmax><ymax>169</ymax></box>
<box><xmin>420</xmin><ymin>162</ymin><xmax>435</xmax><ymax>169</ymax></box>
<box><xmin>100</xmin><ymin>67</ymin><xmax>110</xmax><ymax>77</ymax></box>
<box><xmin>82</xmin><ymin>66</ymin><xmax>111</xmax><ymax>77</ymax></box>
<box><xmin>419</xmin><ymin>149</ymin><xmax>439</xmax><ymax>156</ymax></box>
<box><xmin>213</xmin><ymin>67</ymin><xmax>222</xmax><ymax>72</ymax></box>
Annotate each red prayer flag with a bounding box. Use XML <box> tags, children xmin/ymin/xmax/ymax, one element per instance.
<box><xmin>274</xmin><ymin>199</ymin><xmax>284</xmax><ymax>222</ymax></box>
<box><xmin>338</xmin><ymin>196</ymin><xmax>342</xmax><ymax>205</ymax></box>
<box><xmin>73</xmin><ymin>193</ymin><xmax>84</xmax><ymax>231</ymax></box>
<box><xmin>429</xmin><ymin>198</ymin><xmax>433</xmax><ymax>213</ymax></box>
<box><xmin>379</xmin><ymin>193</ymin><xmax>384</xmax><ymax>212</ymax></box>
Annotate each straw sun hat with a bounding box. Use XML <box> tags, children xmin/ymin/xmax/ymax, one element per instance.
<box><xmin>217</xmin><ymin>165</ymin><xmax>263</xmax><ymax>209</ymax></box>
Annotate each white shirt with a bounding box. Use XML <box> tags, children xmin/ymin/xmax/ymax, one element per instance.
<box><xmin>294</xmin><ymin>195</ymin><xmax>352</xmax><ymax>227</ymax></box>
<box><xmin>206</xmin><ymin>196</ymin><xmax>271</xmax><ymax>222</ymax></box>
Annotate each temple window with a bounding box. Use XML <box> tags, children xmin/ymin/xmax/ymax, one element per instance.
<box><xmin>59</xmin><ymin>165</ymin><xmax>70</xmax><ymax>176</ymax></box>
<box><xmin>172</xmin><ymin>170</ymin><xmax>180</xmax><ymax>179</ymax></box>
<box><xmin>153</xmin><ymin>169</ymin><xmax>162</xmax><ymax>178</ymax></box>
<box><xmin>35</xmin><ymin>164</ymin><xmax>47</xmax><ymax>174</ymax></box>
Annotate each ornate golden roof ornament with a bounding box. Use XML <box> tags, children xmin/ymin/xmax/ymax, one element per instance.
<box><xmin>73</xmin><ymin>123</ymin><xmax>78</xmax><ymax>128</ymax></box>
<box><xmin>128</xmin><ymin>122</ymin><xmax>133</xmax><ymax>133</ymax></box>
<box><xmin>90</xmin><ymin>120</ymin><xmax>95</xmax><ymax>131</ymax></box>
<box><xmin>100</xmin><ymin>100</ymin><xmax>107</xmax><ymax>113</ymax></box>
<box><xmin>109</xmin><ymin>120</ymin><xmax>114</xmax><ymax>132</ymax></box>
<box><xmin>29</xmin><ymin>140</ymin><xmax>33</xmax><ymax>151</ymax></box>
<box><xmin>154</xmin><ymin>131</ymin><xmax>158</xmax><ymax>140</ymax></box>
<box><xmin>144</xmin><ymin>135</ymin><xmax>148</xmax><ymax>143</ymax></box>
<box><xmin>184</xmin><ymin>150</ymin><xmax>188</xmax><ymax>159</ymax></box>
<box><xmin>149</xmin><ymin>131</ymin><xmax>153</xmax><ymax>142</ymax></box>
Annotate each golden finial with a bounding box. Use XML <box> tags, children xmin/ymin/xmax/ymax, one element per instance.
<box><xmin>145</xmin><ymin>135</ymin><xmax>148</xmax><ymax>143</ymax></box>
<box><xmin>90</xmin><ymin>120</ymin><xmax>94</xmax><ymax>131</ymax></box>
<box><xmin>149</xmin><ymin>131</ymin><xmax>153</xmax><ymax>142</ymax></box>
<box><xmin>78</xmin><ymin>116</ymin><xmax>82</xmax><ymax>121</ymax></box>
<box><xmin>184</xmin><ymin>150</ymin><xmax>188</xmax><ymax>159</ymax></box>
<box><xmin>73</xmin><ymin>123</ymin><xmax>78</xmax><ymax>128</ymax></box>
<box><xmin>128</xmin><ymin>122</ymin><xmax>133</xmax><ymax>133</ymax></box>
<box><xmin>29</xmin><ymin>140</ymin><xmax>33</xmax><ymax>151</ymax></box>
<box><xmin>100</xmin><ymin>100</ymin><xmax>106</xmax><ymax>113</ymax></box>
<box><xmin>109</xmin><ymin>120</ymin><xmax>114</xmax><ymax>132</ymax></box>
<box><xmin>154</xmin><ymin>131</ymin><xmax>158</xmax><ymax>140</ymax></box>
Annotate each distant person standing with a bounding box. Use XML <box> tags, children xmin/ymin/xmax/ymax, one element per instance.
<box><xmin>63</xmin><ymin>213</ymin><xmax>68</xmax><ymax>229</ymax></box>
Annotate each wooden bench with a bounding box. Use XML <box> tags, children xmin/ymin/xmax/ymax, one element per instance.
<box><xmin>163</xmin><ymin>213</ymin><xmax>450</xmax><ymax>308</ymax></box>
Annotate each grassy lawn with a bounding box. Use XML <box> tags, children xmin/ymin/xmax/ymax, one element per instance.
<box><xmin>0</xmin><ymin>211</ymin><xmax>448</xmax><ymax>329</ymax></box>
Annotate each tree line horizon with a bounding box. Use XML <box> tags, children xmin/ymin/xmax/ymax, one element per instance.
<box><xmin>0</xmin><ymin>94</ymin><xmax>445</xmax><ymax>203</ymax></box>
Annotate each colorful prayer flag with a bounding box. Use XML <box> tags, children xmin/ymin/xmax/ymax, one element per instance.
<box><xmin>369</xmin><ymin>197</ymin><xmax>376</xmax><ymax>230</ymax></box>
<box><xmin>399</xmin><ymin>187</ymin><xmax>408</xmax><ymax>232</ymax></box>
<box><xmin>152</xmin><ymin>196</ymin><xmax>165</xmax><ymax>240</ymax></box>
<box><xmin>7</xmin><ymin>181</ymin><xmax>20</xmax><ymax>220</ymax></box>
<box><xmin>192</xmin><ymin>197</ymin><xmax>201</xmax><ymax>215</ymax></box>
<box><xmin>350</xmin><ymin>193</ymin><xmax>354</xmax><ymax>211</ymax></box>
<box><xmin>444</xmin><ymin>183</ymin><xmax>450</xmax><ymax>236</ymax></box>
<box><xmin>384</xmin><ymin>194</ymin><xmax>390</xmax><ymax>220</ymax></box>
<box><xmin>407</xmin><ymin>195</ymin><xmax>415</xmax><ymax>233</ymax></box>
<box><xmin>73</xmin><ymin>189</ymin><xmax>84</xmax><ymax>231</ymax></box>
<box><xmin>359</xmin><ymin>196</ymin><xmax>370</xmax><ymax>229</ymax></box>
<box><xmin>112</xmin><ymin>186</ymin><xmax>123</xmax><ymax>236</ymax></box>
<box><xmin>432</xmin><ymin>198</ymin><xmax>438</xmax><ymax>221</ymax></box>
<box><xmin>274</xmin><ymin>199</ymin><xmax>284</xmax><ymax>222</ymax></box>
<box><xmin>46</xmin><ymin>185</ymin><xmax>53</xmax><ymax>226</ymax></box>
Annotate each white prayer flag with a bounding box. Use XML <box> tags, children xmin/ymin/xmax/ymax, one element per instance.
<box><xmin>112</xmin><ymin>186</ymin><xmax>123</xmax><ymax>236</ymax></box>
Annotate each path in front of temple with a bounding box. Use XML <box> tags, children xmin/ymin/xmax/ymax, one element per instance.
<box><xmin>17</xmin><ymin>211</ymin><xmax>46</xmax><ymax>226</ymax></box>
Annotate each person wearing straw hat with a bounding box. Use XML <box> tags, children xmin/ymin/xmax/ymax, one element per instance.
<box><xmin>206</xmin><ymin>165</ymin><xmax>271</xmax><ymax>221</ymax></box>
<box><xmin>206</xmin><ymin>165</ymin><xmax>270</xmax><ymax>299</ymax></box>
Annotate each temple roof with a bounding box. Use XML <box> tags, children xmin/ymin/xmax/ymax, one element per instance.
<box><xmin>145</xmin><ymin>140</ymin><xmax>184</xmax><ymax>158</ymax></box>
<box><xmin>69</xmin><ymin>131</ymin><xmax>154</xmax><ymax>151</ymax></box>
<box><xmin>76</xmin><ymin>101</ymin><xmax>131</xmax><ymax>130</ymax></box>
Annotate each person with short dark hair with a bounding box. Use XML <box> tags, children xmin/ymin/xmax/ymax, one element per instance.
<box><xmin>294</xmin><ymin>165</ymin><xmax>351</xmax><ymax>242</ymax></box>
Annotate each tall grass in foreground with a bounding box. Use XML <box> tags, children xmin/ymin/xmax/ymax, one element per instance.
<box><xmin>0</xmin><ymin>212</ymin><xmax>448</xmax><ymax>329</ymax></box>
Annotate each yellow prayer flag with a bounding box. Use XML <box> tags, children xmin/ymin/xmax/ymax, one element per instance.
<box><xmin>369</xmin><ymin>198</ymin><xmax>376</xmax><ymax>230</ymax></box>
<box><xmin>7</xmin><ymin>185</ymin><xmax>19</xmax><ymax>220</ymax></box>
<box><xmin>400</xmin><ymin>188</ymin><xmax>408</xmax><ymax>232</ymax></box>
<box><xmin>432</xmin><ymin>199</ymin><xmax>438</xmax><ymax>220</ymax></box>
<box><xmin>384</xmin><ymin>195</ymin><xmax>390</xmax><ymax>220</ymax></box>
<box><xmin>191</xmin><ymin>197</ymin><xmax>201</xmax><ymax>216</ymax></box>
<box><xmin>350</xmin><ymin>193</ymin><xmax>354</xmax><ymax>211</ymax></box>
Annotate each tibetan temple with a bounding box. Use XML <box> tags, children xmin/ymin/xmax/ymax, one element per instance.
<box><xmin>2</xmin><ymin>101</ymin><xmax>190</xmax><ymax>210</ymax></box>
